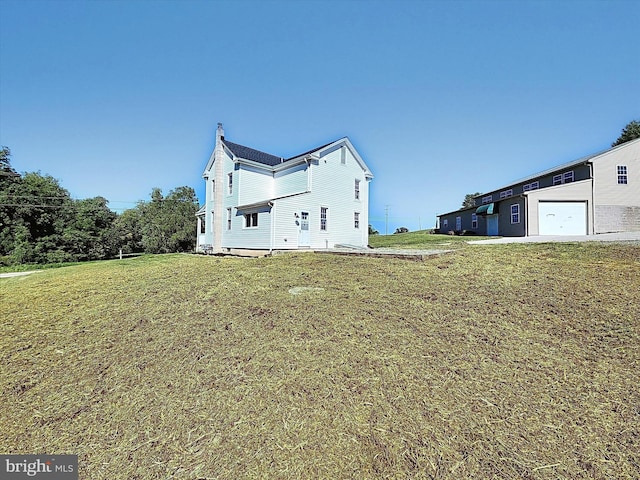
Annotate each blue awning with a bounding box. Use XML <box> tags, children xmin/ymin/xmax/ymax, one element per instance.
<box><xmin>476</xmin><ymin>203</ymin><xmax>497</xmax><ymax>215</ymax></box>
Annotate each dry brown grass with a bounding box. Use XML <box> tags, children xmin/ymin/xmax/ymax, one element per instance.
<box><xmin>1</xmin><ymin>243</ymin><xmax>639</xmax><ymax>479</ymax></box>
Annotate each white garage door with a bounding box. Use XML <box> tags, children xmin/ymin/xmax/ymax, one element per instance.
<box><xmin>538</xmin><ymin>202</ymin><xmax>587</xmax><ymax>235</ymax></box>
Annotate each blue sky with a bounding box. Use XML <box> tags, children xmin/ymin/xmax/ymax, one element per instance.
<box><xmin>1</xmin><ymin>0</ymin><xmax>638</xmax><ymax>234</ymax></box>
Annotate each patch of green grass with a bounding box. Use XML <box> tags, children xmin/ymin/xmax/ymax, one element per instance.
<box><xmin>369</xmin><ymin>230</ymin><xmax>489</xmax><ymax>249</ymax></box>
<box><xmin>1</xmin><ymin>246</ymin><xmax>639</xmax><ymax>479</ymax></box>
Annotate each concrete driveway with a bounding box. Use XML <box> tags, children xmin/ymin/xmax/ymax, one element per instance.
<box><xmin>468</xmin><ymin>231</ymin><xmax>640</xmax><ymax>244</ymax></box>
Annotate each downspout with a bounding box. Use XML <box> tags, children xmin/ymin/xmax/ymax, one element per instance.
<box><xmin>269</xmin><ymin>201</ymin><xmax>275</xmax><ymax>255</ymax></box>
<box><xmin>587</xmin><ymin>162</ymin><xmax>596</xmax><ymax>235</ymax></box>
<box><xmin>523</xmin><ymin>194</ymin><xmax>528</xmax><ymax>237</ymax></box>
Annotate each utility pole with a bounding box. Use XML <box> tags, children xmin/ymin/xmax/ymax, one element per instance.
<box><xmin>385</xmin><ymin>205</ymin><xmax>390</xmax><ymax>235</ymax></box>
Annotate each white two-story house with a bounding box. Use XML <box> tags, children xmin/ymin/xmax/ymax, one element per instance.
<box><xmin>196</xmin><ymin>124</ymin><xmax>374</xmax><ymax>254</ymax></box>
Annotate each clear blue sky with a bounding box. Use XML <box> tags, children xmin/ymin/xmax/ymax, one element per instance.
<box><xmin>1</xmin><ymin>0</ymin><xmax>638</xmax><ymax>234</ymax></box>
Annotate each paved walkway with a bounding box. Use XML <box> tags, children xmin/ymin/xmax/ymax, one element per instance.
<box><xmin>317</xmin><ymin>247</ymin><xmax>454</xmax><ymax>260</ymax></box>
<box><xmin>0</xmin><ymin>270</ymin><xmax>40</xmax><ymax>278</ymax></box>
<box><xmin>468</xmin><ymin>231</ymin><xmax>640</xmax><ymax>245</ymax></box>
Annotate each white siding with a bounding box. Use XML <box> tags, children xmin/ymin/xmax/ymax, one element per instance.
<box><xmin>525</xmin><ymin>179</ymin><xmax>593</xmax><ymax>235</ymax></box>
<box><xmin>592</xmin><ymin>139</ymin><xmax>640</xmax><ymax>206</ymax></box>
<box><xmin>237</xmin><ymin>165</ymin><xmax>273</xmax><ymax>206</ymax></box>
<box><xmin>274</xmin><ymin>162</ymin><xmax>309</xmax><ymax>197</ymax></box>
<box><xmin>222</xmin><ymin>208</ymin><xmax>273</xmax><ymax>250</ymax></box>
<box><xmin>271</xmin><ymin>194</ymin><xmax>312</xmax><ymax>249</ymax></box>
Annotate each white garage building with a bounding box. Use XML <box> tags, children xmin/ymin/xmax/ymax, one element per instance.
<box><xmin>437</xmin><ymin>138</ymin><xmax>640</xmax><ymax>237</ymax></box>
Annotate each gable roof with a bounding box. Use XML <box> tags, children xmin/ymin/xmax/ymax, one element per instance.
<box><xmin>474</xmin><ymin>137</ymin><xmax>640</xmax><ymax>200</ymax></box>
<box><xmin>223</xmin><ymin>140</ymin><xmax>283</xmax><ymax>166</ymax></box>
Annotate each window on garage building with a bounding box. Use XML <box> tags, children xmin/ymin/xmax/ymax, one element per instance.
<box><xmin>563</xmin><ymin>171</ymin><xmax>574</xmax><ymax>183</ymax></box>
<box><xmin>482</xmin><ymin>195</ymin><xmax>493</xmax><ymax>204</ymax></box>
<box><xmin>618</xmin><ymin>165</ymin><xmax>628</xmax><ymax>184</ymax></box>
<box><xmin>511</xmin><ymin>204</ymin><xmax>520</xmax><ymax>224</ymax></box>
<box><xmin>471</xmin><ymin>213</ymin><xmax>478</xmax><ymax>229</ymax></box>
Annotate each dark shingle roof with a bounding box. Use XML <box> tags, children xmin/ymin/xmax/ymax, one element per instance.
<box><xmin>223</xmin><ymin>140</ymin><xmax>283</xmax><ymax>166</ymax></box>
<box><xmin>285</xmin><ymin>141</ymin><xmax>334</xmax><ymax>161</ymax></box>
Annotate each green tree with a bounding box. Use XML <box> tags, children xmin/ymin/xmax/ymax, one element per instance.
<box><xmin>368</xmin><ymin>224</ymin><xmax>379</xmax><ymax>235</ymax></box>
<box><xmin>462</xmin><ymin>192</ymin><xmax>481</xmax><ymax>209</ymax></box>
<box><xmin>64</xmin><ymin>197</ymin><xmax>119</xmax><ymax>261</ymax></box>
<box><xmin>0</xmin><ymin>146</ymin><xmax>18</xmax><ymax>181</ymax></box>
<box><xmin>612</xmin><ymin>120</ymin><xmax>640</xmax><ymax>147</ymax></box>
<box><xmin>133</xmin><ymin>186</ymin><xmax>199</xmax><ymax>254</ymax></box>
<box><xmin>115</xmin><ymin>208</ymin><xmax>144</xmax><ymax>254</ymax></box>
<box><xmin>0</xmin><ymin>170</ymin><xmax>75</xmax><ymax>263</ymax></box>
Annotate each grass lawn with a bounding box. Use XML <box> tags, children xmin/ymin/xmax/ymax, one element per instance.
<box><xmin>1</xmin><ymin>240</ymin><xmax>639</xmax><ymax>479</ymax></box>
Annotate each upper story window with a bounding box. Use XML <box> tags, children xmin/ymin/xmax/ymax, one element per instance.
<box><xmin>244</xmin><ymin>212</ymin><xmax>258</xmax><ymax>228</ymax></box>
<box><xmin>227</xmin><ymin>173</ymin><xmax>233</xmax><ymax>195</ymax></box>
<box><xmin>618</xmin><ymin>165</ymin><xmax>628</xmax><ymax>184</ymax></box>
<box><xmin>320</xmin><ymin>207</ymin><xmax>328</xmax><ymax>231</ymax></box>
<box><xmin>499</xmin><ymin>189</ymin><xmax>513</xmax><ymax>199</ymax></box>
<box><xmin>355</xmin><ymin>179</ymin><xmax>360</xmax><ymax>200</ymax></box>
<box><xmin>482</xmin><ymin>195</ymin><xmax>493</xmax><ymax>204</ymax></box>
<box><xmin>523</xmin><ymin>181</ymin><xmax>539</xmax><ymax>192</ymax></box>
<box><xmin>340</xmin><ymin>147</ymin><xmax>346</xmax><ymax>165</ymax></box>
<box><xmin>553</xmin><ymin>171</ymin><xmax>574</xmax><ymax>185</ymax></box>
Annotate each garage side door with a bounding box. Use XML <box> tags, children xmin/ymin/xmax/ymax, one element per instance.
<box><xmin>538</xmin><ymin>202</ymin><xmax>587</xmax><ymax>235</ymax></box>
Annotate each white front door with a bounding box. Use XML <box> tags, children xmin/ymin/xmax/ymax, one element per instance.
<box><xmin>487</xmin><ymin>214</ymin><xmax>499</xmax><ymax>236</ymax></box>
<box><xmin>299</xmin><ymin>211</ymin><xmax>310</xmax><ymax>247</ymax></box>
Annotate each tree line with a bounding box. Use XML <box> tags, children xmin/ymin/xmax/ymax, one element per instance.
<box><xmin>0</xmin><ymin>147</ymin><xmax>199</xmax><ymax>265</ymax></box>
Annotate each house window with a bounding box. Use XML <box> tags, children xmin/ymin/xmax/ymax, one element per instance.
<box><xmin>471</xmin><ymin>213</ymin><xmax>478</xmax><ymax>229</ymax></box>
<box><xmin>443</xmin><ymin>219</ymin><xmax>448</xmax><ymax>228</ymax></box>
<box><xmin>341</xmin><ymin>147</ymin><xmax>346</xmax><ymax>165</ymax></box>
<box><xmin>455</xmin><ymin>216</ymin><xmax>461</xmax><ymax>231</ymax></box>
<box><xmin>227</xmin><ymin>173</ymin><xmax>233</xmax><ymax>195</ymax></box>
<box><xmin>511</xmin><ymin>204</ymin><xmax>520</xmax><ymax>224</ymax></box>
<box><xmin>553</xmin><ymin>174</ymin><xmax>562</xmax><ymax>185</ymax></box>
<box><xmin>211</xmin><ymin>179</ymin><xmax>216</xmax><ymax>194</ymax></box>
<box><xmin>523</xmin><ymin>181</ymin><xmax>539</xmax><ymax>192</ymax></box>
<box><xmin>499</xmin><ymin>189</ymin><xmax>513</xmax><ymax>199</ymax></box>
<box><xmin>227</xmin><ymin>208</ymin><xmax>232</xmax><ymax>230</ymax></box>
<box><xmin>563</xmin><ymin>171</ymin><xmax>574</xmax><ymax>183</ymax></box>
<box><xmin>618</xmin><ymin>165</ymin><xmax>628</xmax><ymax>184</ymax></box>
<box><xmin>355</xmin><ymin>179</ymin><xmax>360</xmax><ymax>200</ymax></box>
<box><xmin>482</xmin><ymin>195</ymin><xmax>493</xmax><ymax>204</ymax></box>
<box><xmin>244</xmin><ymin>213</ymin><xmax>258</xmax><ymax>228</ymax></box>
<box><xmin>354</xmin><ymin>212</ymin><xmax>360</xmax><ymax>229</ymax></box>
<box><xmin>320</xmin><ymin>207</ymin><xmax>328</xmax><ymax>231</ymax></box>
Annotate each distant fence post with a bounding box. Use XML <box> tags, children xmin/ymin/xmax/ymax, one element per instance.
<box><xmin>119</xmin><ymin>249</ymin><xmax>122</xmax><ymax>260</ymax></box>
